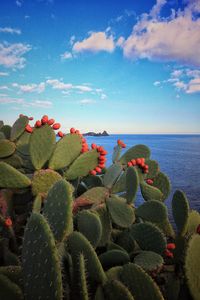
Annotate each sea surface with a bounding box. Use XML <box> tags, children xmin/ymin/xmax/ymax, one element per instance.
<box><xmin>85</xmin><ymin>134</ymin><xmax>200</xmax><ymax>215</ymax></box>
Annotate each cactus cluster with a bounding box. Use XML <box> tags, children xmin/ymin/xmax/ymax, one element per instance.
<box><xmin>0</xmin><ymin>115</ymin><xmax>199</xmax><ymax>300</ymax></box>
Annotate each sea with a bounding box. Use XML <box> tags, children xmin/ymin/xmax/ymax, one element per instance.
<box><xmin>85</xmin><ymin>134</ymin><xmax>200</xmax><ymax>216</ymax></box>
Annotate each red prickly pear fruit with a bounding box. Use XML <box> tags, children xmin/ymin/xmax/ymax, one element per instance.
<box><xmin>70</xmin><ymin>128</ymin><xmax>76</xmax><ymax>134</ymax></box>
<box><xmin>90</xmin><ymin>170</ymin><xmax>97</xmax><ymax>175</ymax></box>
<box><xmin>48</xmin><ymin>118</ymin><xmax>55</xmax><ymax>125</ymax></box>
<box><xmin>19</xmin><ymin>114</ymin><xmax>24</xmax><ymax>117</ymax></box>
<box><xmin>41</xmin><ymin>115</ymin><xmax>48</xmax><ymax>124</ymax></box>
<box><xmin>117</xmin><ymin>139</ymin><xmax>122</xmax><ymax>145</ymax></box>
<box><xmin>167</xmin><ymin>243</ymin><xmax>176</xmax><ymax>250</ymax></box>
<box><xmin>29</xmin><ymin>117</ymin><xmax>34</xmax><ymax>121</ymax></box>
<box><xmin>82</xmin><ymin>138</ymin><xmax>86</xmax><ymax>143</ymax></box>
<box><xmin>35</xmin><ymin>120</ymin><xmax>42</xmax><ymax>127</ymax></box>
<box><xmin>5</xmin><ymin>217</ymin><xmax>12</xmax><ymax>227</ymax></box>
<box><xmin>25</xmin><ymin>124</ymin><xmax>33</xmax><ymax>133</ymax></box>
<box><xmin>141</xmin><ymin>158</ymin><xmax>145</xmax><ymax>164</ymax></box>
<box><xmin>127</xmin><ymin>162</ymin><xmax>132</xmax><ymax>167</ymax></box>
<box><xmin>97</xmin><ymin>146</ymin><xmax>104</xmax><ymax>152</ymax></box>
<box><xmin>52</xmin><ymin>123</ymin><xmax>61</xmax><ymax>130</ymax></box>
<box><xmin>144</xmin><ymin>169</ymin><xmax>149</xmax><ymax>174</ymax></box>
<box><xmin>136</xmin><ymin>158</ymin><xmax>142</xmax><ymax>165</ymax></box>
<box><xmin>95</xmin><ymin>167</ymin><xmax>102</xmax><ymax>173</ymax></box>
<box><xmin>91</xmin><ymin>143</ymin><xmax>97</xmax><ymax>149</ymax></box>
<box><xmin>196</xmin><ymin>224</ymin><xmax>200</xmax><ymax>234</ymax></box>
<box><xmin>75</xmin><ymin>129</ymin><xmax>80</xmax><ymax>134</ymax></box>
<box><xmin>164</xmin><ymin>249</ymin><xmax>174</xmax><ymax>258</ymax></box>
<box><xmin>100</xmin><ymin>150</ymin><xmax>107</xmax><ymax>156</ymax></box>
<box><xmin>58</xmin><ymin>131</ymin><xmax>64</xmax><ymax>137</ymax></box>
<box><xmin>131</xmin><ymin>159</ymin><xmax>136</xmax><ymax>166</ymax></box>
<box><xmin>146</xmin><ymin>179</ymin><xmax>154</xmax><ymax>185</ymax></box>
<box><xmin>98</xmin><ymin>163</ymin><xmax>105</xmax><ymax>168</ymax></box>
<box><xmin>121</xmin><ymin>143</ymin><xmax>126</xmax><ymax>148</ymax></box>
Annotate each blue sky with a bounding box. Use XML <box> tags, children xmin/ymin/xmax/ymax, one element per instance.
<box><xmin>0</xmin><ymin>0</ymin><xmax>200</xmax><ymax>133</ymax></box>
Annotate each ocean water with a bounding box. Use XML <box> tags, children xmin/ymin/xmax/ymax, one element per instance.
<box><xmin>85</xmin><ymin>134</ymin><xmax>200</xmax><ymax>215</ymax></box>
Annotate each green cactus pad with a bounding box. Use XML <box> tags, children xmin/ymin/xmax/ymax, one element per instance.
<box><xmin>134</xmin><ymin>251</ymin><xmax>164</xmax><ymax>272</ymax></box>
<box><xmin>10</xmin><ymin>116</ymin><xmax>29</xmax><ymax>141</ymax></box>
<box><xmin>187</xmin><ymin>210</ymin><xmax>200</xmax><ymax>234</ymax></box>
<box><xmin>0</xmin><ymin>125</ymin><xmax>11</xmax><ymax>139</ymax></box>
<box><xmin>48</xmin><ymin>133</ymin><xmax>82</xmax><ymax>170</ymax></box>
<box><xmin>99</xmin><ymin>250</ymin><xmax>130</xmax><ymax>270</ymax></box>
<box><xmin>0</xmin><ymin>162</ymin><xmax>31</xmax><ymax>188</ymax></box>
<box><xmin>77</xmin><ymin>210</ymin><xmax>102</xmax><ymax>248</ymax></box>
<box><xmin>153</xmin><ymin>172</ymin><xmax>171</xmax><ymax>201</ymax></box>
<box><xmin>43</xmin><ymin>179</ymin><xmax>73</xmax><ymax>243</ymax></box>
<box><xmin>172</xmin><ymin>190</ymin><xmax>189</xmax><ymax>236</ymax></box>
<box><xmin>78</xmin><ymin>253</ymin><xmax>89</xmax><ymax>300</ymax></box>
<box><xmin>95</xmin><ymin>286</ymin><xmax>106</xmax><ymax>300</ymax></box>
<box><xmin>136</xmin><ymin>200</ymin><xmax>168</xmax><ymax>223</ymax></box>
<box><xmin>32</xmin><ymin>169</ymin><xmax>62</xmax><ymax>196</ymax></box>
<box><xmin>106</xmin><ymin>266</ymin><xmax>123</xmax><ymax>280</ymax></box>
<box><xmin>130</xmin><ymin>222</ymin><xmax>167</xmax><ymax>255</ymax></box>
<box><xmin>103</xmin><ymin>279</ymin><xmax>134</xmax><ymax>300</ymax></box>
<box><xmin>0</xmin><ymin>120</ymin><xmax>3</xmax><ymax>130</ymax></box>
<box><xmin>103</xmin><ymin>163</ymin><xmax>123</xmax><ymax>189</ymax></box>
<box><xmin>145</xmin><ymin>159</ymin><xmax>159</xmax><ymax>179</ymax></box>
<box><xmin>106</xmin><ymin>195</ymin><xmax>135</xmax><ymax>228</ymax></box>
<box><xmin>112</xmin><ymin>170</ymin><xmax>126</xmax><ymax>193</ymax></box>
<box><xmin>107</xmin><ymin>242</ymin><xmax>128</xmax><ymax>253</ymax></box>
<box><xmin>0</xmin><ymin>266</ymin><xmax>23</xmax><ymax>290</ymax></box>
<box><xmin>0</xmin><ymin>139</ymin><xmax>16</xmax><ymax>158</ymax></box>
<box><xmin>32</xmin><ymin>194</ymin><xmax>42</xmax><ymax>213</ymax></box>
<box><xmin>120</xmin><ymin>263</ymin><xmax>164</xmax><ymax>300</ymax></box>
<box><xmin>112</xmin><ymin>144</ymin><xmax>122</xmax><ymax>163</ymax></box>
<box><xmin>140</xmin><ymin>182</ymin><xmax>163</xmax><ymax>201</ymax></box>
<box><xmin>0</xmin><ymin>154</ymin><xmax>23</xmax><ymax>168</ymax></box>
<box><xmin>185</xmin><ymin>234</ymin><xmax>200</xmax><ymax>300</ymax></box>
<box><xmin>95</xmin><ymin>204</ymin><xmax>112</xmax><ymax>247</ymax></box>
<box><xmin>16</xmin><ymin>131</ymin><xmax>31</xmax><ymax>155</ymax></box>
<box><xmin>0</xmin><ymin>274</ymin><xmax>23</xmax><ymax>300</ymax></box>
<box><xmin>0</xmin><ymin>131</ymin><xmax>5</xmax><ymax>139</ymax></box>
<box><xmin>126</xmin><ymin>166</ymin><xmax>139</xmax><ymax>204</ymax></box>
<box><xmin>22</xmin><ymin>212</ymin><xmax>63</xmax><ymax>300</ymax></box>
<box><xmin>119</xmin><ymin>144</ymin><xmax>151</xmax><ymax>164</ymax></box>
<box><xmin>65</xmin><ymin>149</ymin><xmax>99</xmax><ymax>180</ymax></box>
<box><xmin>30</xmin><ymin>124</ymin><xmax>56</xmax><ymax>170</ymax></box>
<box><xmin>116</xmin><ymin>230</ymin><xmax>136</xmax><ymax>253</ymax></box>
<box><xmin>67</xmin><ymin>231</ymin><xmax>106</xmax><ymax>284</ymax></box>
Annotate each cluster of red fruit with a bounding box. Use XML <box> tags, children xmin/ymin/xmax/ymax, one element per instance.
<box><xmin>127</xmin><ymin>157</ymin><xmax>149</xmax><ymax>174</ymax></box>
<box><xmin>70</xmin><ymin>127</ymin><xmax>89</xmax><ymax>153</ymax></box>
<box><xmin>165</xmin><ymin>243</ymin><xmax>176</xmax><ymax>258</ymax></box>
<box><xmin>117</xmin><ymin>139</ymin><xmax>126</xmax><ymax>148</ymax></box>
<box><xmin>89</xmin><ymin>144</ymin><xmax>107</xmax><ymax>175</ymax></box>
<box><xmin>20</xmin><ymin>114</ymin><xmax>63</xmax><ymax>137</ymax></box>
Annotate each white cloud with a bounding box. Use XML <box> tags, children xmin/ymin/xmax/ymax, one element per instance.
<box><xmin>0</xmin><ymin>42</ymin><xmax>31</xmax><ymax>69</ymax></box>
<box><xmin>153</xmin><ymin>81</ymin><xmax>161</xmax><ymax>86</ymax></box>
<box><xmin>0</xmin><ymin>72</ymin><xmax>9</xmax><ymax>76</ymax></box>
<box><xmin>79</xmin><ymin>99</ymin><xmax>96</xmax><ymax>104</ymax></box>
<box><xmin>29</xmin><ymin>100</ymin><xmax>52</xmax><ymax>108</ymax></box>
<box><xmin>186</xmin><ymin>78</ymin><xmax>200</xmax><ymax>94</ymax></box>
<box><xmin>73</xmin><ymin>32</ymin><xmax>115</xmax><ymax>53</ymax></box>
<box><xmin>46</xmin><ymin>79</ymin><xmax>73</xmax><ymax>90</ymax></box>
<box><xmin>0</xmin><ymin>27</ymin><xmax>21</xmax><ymax>35</ymax></box>
<box><xmin>69</xmin><ymin>35</ymin><xmax>75</xmax><ymax>46</ymax></box>
<box><xmin>75</xmin><ymin>85</ymin><xmax>92</xmax><ymax>92</ymax></box>
<box><xmin>0</xmin><ymin>95</ymin><xmax>52</xmax><ymax>108</ymax></box>
<box><xmin>100</xmin><ymin>93</ymin><xmax>107</xmax><ymax>100</ymax></box>
<box><xmin>0</xmin><ymin>97</ymin><xmax>24</xmax><ymax>104</ymax></box>
<box><xmin>60</xmin><ymin>51</ymin><xmax>73</xmax><ymax>60</ymax></box>
<box><xmin>0</xmin><ymin>85</ymin><xmax>9</xmax><ymax>90</ymax></box>
<box><xmin>12</xmin><ymin>82</ymin><xmax>45</xmax><ymax>93</ymax></box>
<box><xmin>16</xmin><ymin>0</ymin><xmax>23</xmax><ymax>7</ymax></box>
<box><xmin>120</xmin><ymin>0</ymin><xmax>200</xmax><ymax>67</ymax></box>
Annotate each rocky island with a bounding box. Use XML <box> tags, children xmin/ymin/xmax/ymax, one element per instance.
<box><xmin>83</xmin><ymin>130</ymin><xmax>109</xmax><ymax>136</ymax></box>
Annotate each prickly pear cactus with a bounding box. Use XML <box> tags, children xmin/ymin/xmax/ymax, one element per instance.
<box><xmin>0</xmin><ymin>162</ymin><xmax>31</xmax><ymax>188</ymax></box>
<box><xmin>0</xmin><ymin>140</ymin><xmax>16</xmax><ymax>158</ymax></box>
<box><xmin>119</xmin><ymin>144</ymin><xmax>151</xmax><ymax>164</ymax></box>
<box><xmin>10</xmin><ymin>115</ymin><xmax>29</xmax><ymax>141</ymax></box>
<box><xmin>172</xmin><ymin>190</ymin><xmax>189</xmax><ymax>236</ymax></box>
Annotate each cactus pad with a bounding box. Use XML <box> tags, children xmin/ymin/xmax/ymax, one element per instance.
<box><xmin>112</xmin><ymin>144</ymin><xmax>122</xmax><ymax>163</ymax></box>
<box><xmin>0</xmin><ymin>125</ymin><xmax>11</xmax><ymax>139</ymax></box>
<box><xmin>49</xmin><ymin>133</ymin><xmax>82</xmax><ymax>170</ymax></box>
<box><xmin>145</xmin><ymin>159</ymin><xmax>159</xmax><ymax>179</ymax></box>
<box><xmin>112</xmin><ymin>170</ymin><xmax>126</xmax><ymax>193</ymax></box>
<box><xmin>16</xmin><ymin>131</ymin><xmax>31</xmax><ymax>155</ymax></box>
<box><xmin>78</xmin><ymin>253</ymin><xmax>89</xmax><ymax>300</ymax></box>
<box><xmin>130</xmin><ymin>222</ymin><xmax>167</xmax><ymax>255</ymax></box>
<box><xmin>185</xmin><ymin>234</ymin><xmax>200</xmax><ymax>300</ymax></box>
<box><xmin>99</xmin><ymin>250</ymin><xmax>130</xmax><ymax>270</ymax></box>
<box><xmin>0</xmin><ymin>162</ymin><xmax>31</xmax><ymax>188</ymax></box>
<box><xmin>0</xmin><ymin>274</ymin><xmax>23</xmax><ymax>300</ymax></box>
<box><xmin>103</xmin><ymin>163</ymin><xmax>123</xmax><ymax>189</ymax></box>
<box><xmin>32</xmin><ymin>169</ymin><xmax>62</xmax><ymax>196</ymax></box>
<box><xmin>119</xmin><ymin>144</ymin><xmax>151</xmax><ymax>164</ymax></box>
<box><xmin>0</xmin><ymin>139</ymin><xmax>16</xmax><ymax>158</ymax></box>
<box><xmin>126</xmin><ymin>166</ymin><xmax>139</xmax><ymax>204</ymax></box>
<box><xmin>134</xmin><ymin>251</ymin><xmax>164</xmax><ymax>272</ymax></box>
<box><xmin>136</xmin><ymin>200</ymin><xmax>168</xmax><ymax>223</ymax></box>
<box><xmin>172</xmin><ymin>190</ymin><xmax>189</xmax><ymax>236</ymax></box>
<box><xmin>187</xmin><ymin>210</ymin><xmax>200</xmax><ymax>234</ymax></box>
<box><xmin>95</xmin><ymin>204</ymin><xmax>112</xmax><ymax>247</ymax></box>
<box><xmin>32</xmin><ymin>194</ymin><xmax>42</xmax><ymax>213</ymax></box>
<box><xmin>0</xmin><ymin>154</ymin><xmax>23</xmax><ymax>168</ymax></box>
<box><xmin>153</xmin><ymin>172</ymin><xmax>171</xmax><ymax>201</ymax></box>
<box><xmin>30</xmin><ymin>124</ymin><xmax>56</xmax><ymax>169</ymax></box>
<box><xmin>65</xmin><ymin>149</ymin><xmax>99</xmax><ymax>180</ymax></box>
<box><xmin>10</xmin><ymin>116</ymin><xmax>29</xmax><ymax>141</ymax></box>
<box><xmin>103</xmin><ymin>279</ymin><xmax>135</xmax><ymax>300</ymax></box>
<box><xmin>106</xmin><ymin>195</ymin><xmax>135</xmax><ymax>228</ymax></box>
<box><xmin>22</xmin><ymin>212</ymin><xmax>63</xmax><ymax>300</ymax></box>
<box><xmin>140</xmin><ymin>182</ymin><xmax>163</xmax><ymax>201</ymax></box>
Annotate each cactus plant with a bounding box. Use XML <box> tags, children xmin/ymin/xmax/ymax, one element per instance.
<box><xmin>0</xmin><ymin>162</ymin><xmax>31</xmax><ymax>188</ymax></box>
<box><xmin>0</xmin><ymin>273</ymin><xmax>23</xmax><ymax>300</ymax></box>
<box><xmin>0</xmin><ymin>139</ymin><xmax>16</xmax><ymax>158</ymax></box>
<box><xmin>119</xmin><ymin>144</ymin><xmax>151</xmax><ymax>164</ymax></box>
<box><xmin>10</xmin><ymin>116</ymin><xmax>29</xmax><ymax>141</ymax></box>
<box><xmin>126</xmin><ymin>166</ymin><xmax>139</xmax><ymax>204</ymax></box>
<box><xmin>172</xmin><ymin>190</ymin><xmax>189</xmax><ymax>236</ymax></box>
<box><xmin>99</xmin><ymin>249</ymin><xmax>130</xmax><ymax>270</ymax></box>
<box><xmin>134</xmin><ymin>250</ymin><xmax>164</xmax><ymax>272</ymax></box>
<box><xmin>103</xmin><ymin>163</ymin><xmax>123</xmax><ymax>189</ymax></box>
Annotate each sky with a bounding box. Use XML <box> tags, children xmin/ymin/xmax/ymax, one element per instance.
<box><xmin>0</xmin><ymin>0</ymin><xmax>200</xmax><ymax>134</ymax></box>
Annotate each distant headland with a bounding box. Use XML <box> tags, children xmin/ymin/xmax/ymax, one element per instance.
<box><xmin>83</xmin><ymin>130</ymin><xmax>109</xmax><ymax>137</ymax></box>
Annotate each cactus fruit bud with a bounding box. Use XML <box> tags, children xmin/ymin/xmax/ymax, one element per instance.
<box><xmin>98</xmin><ymin>163</ymin><xmax>105</xmax><ymax>168</ymax></box>
<box><xmin>136</xmin><ymin>158</ymin><xmax>142</xmax><ymax>165</ymax></box>
<box><xmin>167</xmin><ymin>243</ymin><xmax>176</xmax><ymax>250</ymax></box>
<box><xmin>58</xmin><ymin>131</ymin><xmax>64</xmax><ymax>138</ymax></box>
<box><xmin>91</xmin><ymin>143</ymin><xmax>97</xmax><ymax>149</ymax></box>
<box><xmin>48</xmin><ymin>118</ymin><xmax>55</xmax><ymax>125</ymax></box>
<box><xmin>70</xmin><ymin>127</ymin><xmax>76</xmax><ymax>134</ymax></box>
<box><xmin>100</xmin><ymin>150</ymin><xmax>107</xmax><ymax>156</ymax></box>
<box><xmin>146</xmin><ymin>179</ymin><xmax>154</xmax><ymax>185</ymax></box>
<box><xmin>29</xmin><ymin>117</ymin><xmax>34</xmax><ymax>120</ymax></box>
<box><xmin>131</xmin><ymin>159</ymin><xmax>136</xmax><ymax>166</ymax></box>
<box><xmin>90</xmin><ymin>170</ymin><xmax>97</xmax><ymax>175</ymax></box>
<box><xmin>35</xmin><ymin>120</ymin><xmax>42</xmax><ymax>127</ymax></box>
<box><xmin>41</xmin><ymin>115</ymin><xmax>48</xmax><ymax>124</ymax></box>
<box><xmin>117</xmin><ymin>139</ymin><xmax>126</xmax><ymax>148</ymax></box>
<box><xmin>196</xmin><ymin>224</ymin><xmax>200</xmax><ymax>234</ymax></box>
<box><xmin>75</xmin><ymin>129</ymin><xmax>80</xmax><ymax>134</ymax></box>
<box><xmin>165</xmin><ymin>249</ymin><xmax>174</xmax><ymax>258</ymax></box>
<box><xmin>5</xmin><ymin>217</ymin><xmax>12</xmax><ymax>227</ymax></box>
<box><xmin>52</xmin><ymin>123</ymin><xmax>61</xmax><ymax>130</ymax></box>
<box><xmin>127</xmin><ymin>162</ymin><xmax>132</xmax><ymax>167</ymax></box>
<box><xmin>25</xmin><ymin>124</ymin><xmax>33</xmax><ymax>133</ymax></box>
<box><xmin>95</xmin><ymin>167</ymin><xmax>102</xmax><ymax>173</ymax></box>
